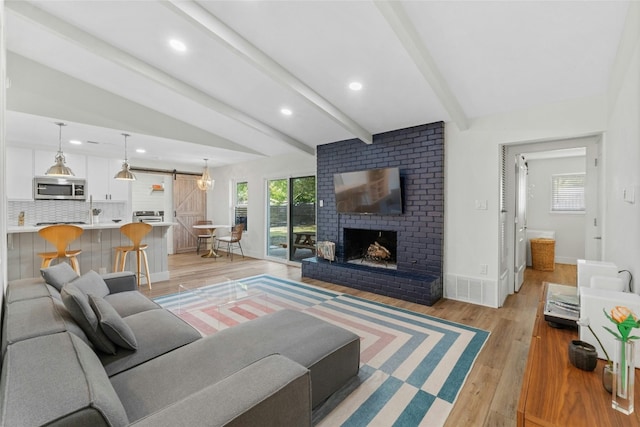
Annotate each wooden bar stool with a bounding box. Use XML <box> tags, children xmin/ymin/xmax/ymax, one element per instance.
<box><xmin>37</xmin><ymin>224</ymin><xmax>84</xmax><ymax>274</ymax></box>
<box><xmin>114</xmin><ymin>222</ymin><xmax>152</xmax><ymax>290</ymax></box>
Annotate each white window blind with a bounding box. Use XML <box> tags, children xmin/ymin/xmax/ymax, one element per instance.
<box><xmin>551</xmin><ymin>173</ymin><xmax>585</xmax><ymax>212</ymax></box>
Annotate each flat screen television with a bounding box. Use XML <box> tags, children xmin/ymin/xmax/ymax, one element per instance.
<box><xmin>333</xmin><ymin>167</ymin><xmax>402</xmax><ymax>214</ymax></box>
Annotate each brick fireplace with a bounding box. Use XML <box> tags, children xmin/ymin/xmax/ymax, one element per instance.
<box><xmin>302</xmin><ymin>121</ymin><xmax>444</xmax><ymax>306</ymax></box>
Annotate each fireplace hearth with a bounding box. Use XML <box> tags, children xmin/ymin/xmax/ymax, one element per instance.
<box><xmin>344</xmin><ymin>228</ymin><xmax>397</xmax><ymax>270</ymax></box>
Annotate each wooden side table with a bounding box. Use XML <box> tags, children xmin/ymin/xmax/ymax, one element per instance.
<box><xmin>518</xmin><ymin>282</ymin><xmax>640</xmax><ymax>426</ymax></box>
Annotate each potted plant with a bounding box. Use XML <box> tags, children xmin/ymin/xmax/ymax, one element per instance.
<box><xmin>92</xmin><ymin>208</ymin><xmax>102</xmax><ymax>224</ymax></box>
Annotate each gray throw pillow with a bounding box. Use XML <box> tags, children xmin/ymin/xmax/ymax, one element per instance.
<box><xmin>41</xmin><ymin>262</ymin><xmax>79</xmax><ymax>292</ymax></box>
<box><xmin>61</xmin><ymin>283</ymin><xmax>116</xmax><ymax>355</ymax></box>
<box><xmin>71</xmin><ymin>270</ymin><xmax>110</xmax><ymax>298</ymax></box>
<box><xmin>89</xmin><ymin>295</ymin><xmax>138</xmax><ymax>351</ymax></box>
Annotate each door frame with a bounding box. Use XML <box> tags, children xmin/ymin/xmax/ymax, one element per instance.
<box><xmin>501</xmin><ymin>134</ymin><xmax>602</xmax><ymax>301</ymax></box>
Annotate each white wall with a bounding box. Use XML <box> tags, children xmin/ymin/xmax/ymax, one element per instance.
<box><xmin>445</xmin><ymin>96</ymin><xmax>606</xmax><ymax>307</ymax></box>
<box><xmin>208</xmin><ymin>152</ymin><xmax>316</xmax><ymax>260</ymax></box>
<box><xmin>1</xmin><ymin>0</ymin><xmax>7</xmax><ymax>299</ymax></box>
<box><xmin>526</xmin><ymin>156</ymin><xmax>586</xmax><ymax>265</ymax></box>
<box><xmin>604</xmin><ymin>3</ymin><xmax>640</xmax><ymax>292</ymax></box>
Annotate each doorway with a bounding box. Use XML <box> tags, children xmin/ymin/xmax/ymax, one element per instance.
<box><xmin>500</xmin><ymin>135</ymin><xmax>602</xmax><ymax>304</ymax></box>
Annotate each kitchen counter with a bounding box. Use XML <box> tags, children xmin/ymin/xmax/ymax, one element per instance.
<box><xmin>7</xmin><ymin>221</ymin><xmax>175</xmax><ymax>234</ymax></box>
<box><xmin>7</xmin><ymin>222</ymin><xmax>175</xmax><ymax>283</ymax></box>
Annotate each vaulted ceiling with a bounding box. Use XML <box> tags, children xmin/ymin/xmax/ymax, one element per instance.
<box><xmin>4</xmin><ymin>1</ymin><xmax>630</xmax><ymax>169</ymax></box>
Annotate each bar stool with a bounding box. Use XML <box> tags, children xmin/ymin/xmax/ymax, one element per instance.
<box><xmin>37</xmin><ymin>224</ymin><xmax>84</xmax><ymax>274</ymax></box>
<box><xmin>114</xmin><ymin>222</ymin><xmax>152</xmax><ymax>290</ymax></box>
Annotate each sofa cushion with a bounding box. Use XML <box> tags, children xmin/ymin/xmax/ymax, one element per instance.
<box><xmin>5</xmin><ymin>278</ymin><xmax>52</xmax><ymax>303</ymax></box>
<box><xmin>104</xmin><ymin>291</ymin><xmax>160</xmax><ymax>318</ymax></box>
<box><xmin>71</xmin><ymin>270</ymin><xmax>110</xmax><ymax>298</ymax></box>
<box><xmin>100</xmin><ymin>309</ymin><xmax>202</xmax><ymax>376</ymax></box>
<box><xmin>110</xmin><ymin>309</ymin><xmax>359</xmax><ymax>419</ymax></box>
<box><xmin>89</xmin><ymin>295</ymin><xmax>138</xmax><ymax>351</ymax></box>
<box><xmin>40</xmin><ymin>262</ymin><xmax>79</xmax><ymax>291</ymax></box>
<box><xmin>61</xmin><ymin>283</ymin><xmax>116</xmax><ymax>355</ymax></box>
<box><xmin>0</xmin><ymin>332</ymin><xmax>129</xmax><ymax>427</ymax></box>
<box><xmin>1</xmin><ymin>297</ymin><xmax>67</xmax><ymax>356</ymax></box>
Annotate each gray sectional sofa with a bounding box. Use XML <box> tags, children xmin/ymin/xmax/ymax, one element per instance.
<box><xmin>0</xmin><ymin>264</ymin><xmax>360</xmax><ymax>426</ymax></box>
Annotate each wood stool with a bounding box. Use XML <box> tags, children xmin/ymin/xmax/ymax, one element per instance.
<box><xmin>37</xmin><ymin>224</ymin><xmax>84</xmax><ymax>274</ymax></box>
<box><xmin>114</xmin><ymin>222</ymin><xmax>152</xmax><ymax>290</ymax></box>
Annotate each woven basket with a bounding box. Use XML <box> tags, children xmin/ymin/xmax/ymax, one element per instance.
<box><xmin>531</xmin><ymin>238</ymin><xmax>555</xmax><ymax>271</ymax></box>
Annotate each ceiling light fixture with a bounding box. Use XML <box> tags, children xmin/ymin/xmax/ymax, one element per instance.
<box><xmin>136</xmin><ymin>148</ymin><xmax>146</xmax><ymax>154</ymax></box>
<box><xmin>197</xmin><ymin>158</ymin><xmax>214</xmax><ymax>191</ymax></box>
<box><xmin>69</xmin><ymin>139</ymin><xmax>82</xmax><ymax>145</ymax></box>
<box><xmin>45</xmin><ymin>122</ymin><xmax>75</xmax><ymax>176</ymax></box>
<box><xmin>114</xmin><ymin>133</ymin><xmax>136</xmax><ymax>181</ymax></box>
<box><xmin>169</xmin><ymin>38</ymin><xmax>187</xmax><ymax>52</ymax></box>
<box><xmin>349</xmin><ymin>81</ymin><xmax>363</xmax><ymax>91</ymax></box>
<box><xmin>280</xmin><ymin>108</ymin><xmax>293</xmax><ymax>116</ymax></box>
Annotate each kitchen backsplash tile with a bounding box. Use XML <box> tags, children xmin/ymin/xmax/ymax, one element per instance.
<box><xmin>8</xmin><ymin>200</ymin><xmax>127</xmax><ymax>226</ymax></box>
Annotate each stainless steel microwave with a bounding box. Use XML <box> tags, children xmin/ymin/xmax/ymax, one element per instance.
<box><xmin>33</xmin><ymin>177</ymin><xmax>87</xmax><ymax>201</ymax></box>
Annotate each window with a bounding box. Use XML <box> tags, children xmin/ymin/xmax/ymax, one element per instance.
<box><xmin>235</xmin><ymin>181</ymin><xmax>248</xmax><ymax>230</ymax></box>
<box><xmin>551</xmin><ymin>173</ymin><xmax>585</xmax><ymax>212</ymax></box>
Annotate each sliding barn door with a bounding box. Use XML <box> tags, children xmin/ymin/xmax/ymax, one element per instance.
<box><xmin>173</xmin><ymin>174</ymin><xmax>206</xmax><ymax>253</ymax></box>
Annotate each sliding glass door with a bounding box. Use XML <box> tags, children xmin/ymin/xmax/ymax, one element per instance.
<box><xmin>266</xmin><ymin>176</ymin><xmax>316</xmax><ymax>262</ymax></box>
<box><xmin>267</xmin><ymin>178</ymin><xmax>288</xmax><ymax>260</ymax></box>
<box><xmin>290</xmin><ymin>176</ymin><xmax>316</xmax><ymax>261</ymax></box>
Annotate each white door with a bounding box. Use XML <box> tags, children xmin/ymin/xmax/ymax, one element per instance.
<box><xmin>584</xmin><ymin>139</ymin><xmax>602</xmax><ymax>260</ymax></box>
<box><xmin>514</xmin><ymin>156</ymin><xmax>528</xmax><ymax>292</ymax></box>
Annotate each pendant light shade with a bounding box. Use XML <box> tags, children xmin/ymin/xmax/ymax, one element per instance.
<box><xmin>46</xmin><ymin>122</ymin><xmax>75</xmax><ymax>176</ymax></box>
<box><xmin>114</xmin><ymin>133</ymin><xmax>136</xmax><ymax>181</ymax></box>
<box><xmin>197</xmin><ymin>158</ymin><xmax>214</xmax><ymax>191</ymax></box>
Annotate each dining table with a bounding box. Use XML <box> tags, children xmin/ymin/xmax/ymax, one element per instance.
<box><xmin>192</xmin><ymin>224</ymin><xmax>230</xmax><ymax>258</ymax></box>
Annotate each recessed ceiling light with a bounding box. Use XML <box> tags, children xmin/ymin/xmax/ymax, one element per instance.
<box><xmin>69</xmin><ymin>139</ymin><xmax>82</xmax><ymax>145</ymax></box>
<box><xmin>349</xmin><ymin>81</ymin><xmax>363</xmax><ymax>91</ymax></box>
<box><xmin>136</xmin><ymin>148</ymin><xmax>146</xmax><ymax>154</ymax></box>
<box><xmin>169</xmin><ymin>39</ymin><xmax>187</xmax><ymax>52</ymax></box>
<box><xmin>280</xmin><ymin>108</ymin><xmax>293</xmax><ymax>116</ymax></box>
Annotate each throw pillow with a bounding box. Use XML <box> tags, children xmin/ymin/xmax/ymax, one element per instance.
<box><xmin>61</xmin><ymin>283</ymin><xmax>116</xmax><ymax>355</ymax></box>
<box><xmin>41</xmin><ymin>263</ymin><xmax>79</xmax><ymax>292</ymax></box>
<box><xmin>70</xmin><ymin>270</ymin><xmax>110</xmax><ymax>298</ymax></box>
<box><xmin>89</xmin><ymin>295</ymin><xmax>137</xmax><ymax>351</ymax></box>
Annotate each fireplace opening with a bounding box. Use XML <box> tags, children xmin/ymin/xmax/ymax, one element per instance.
<box><xmin>343</xmin><ymin>228</ymin><xmax>397</xmax><ymax>270</ymax></box>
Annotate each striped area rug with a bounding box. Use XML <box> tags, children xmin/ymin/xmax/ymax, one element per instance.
<box><xmin>154</xmin><ymin>275</ymin><xmax>489</xmax><ymax>426</ymax></box>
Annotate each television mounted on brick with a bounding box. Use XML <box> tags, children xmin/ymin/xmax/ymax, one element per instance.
<box><xmin>333</xmin><ymin>167</ymin><xmax>402</xmax><ymax>214</ymax></box>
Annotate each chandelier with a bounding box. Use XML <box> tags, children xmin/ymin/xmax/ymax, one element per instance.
<box><xmin>197</xmin><ymin>158</ymin><xmax>214</xmax><ymax>191</ymax></box>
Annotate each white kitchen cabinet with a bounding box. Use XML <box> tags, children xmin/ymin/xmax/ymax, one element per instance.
<box><xmin>6</xmin><ymin>147</ymin><xmax>34</xmax><ymax>200</ymax></box>
<box><xmin>87</xmin><ymin>157</ymin><xmax>130</xmax><ymax>201</ymax></box>
<box><xmin>34</xmin><ymin>150</ymin><xmax>86</xmax><ymax>178</ymax></box>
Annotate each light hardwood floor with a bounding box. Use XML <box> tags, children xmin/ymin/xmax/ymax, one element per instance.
<box><xmin>141</xmin><ymin>253</ymin><xmax>577</xmax><ymax>427</ymax></box>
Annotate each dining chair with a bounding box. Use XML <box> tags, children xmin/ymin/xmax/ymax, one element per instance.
<box><xmin>215</xmin><ymin>223</ymin><xmax>245</xmax><ymax>260</ymax></box>
<box><xmin>195</xmin><ymin>220</ymin><xmax>214</xmax><ymax>255</ymax></box>
<box><xmin>113</xmin><ymin>222</ymin><xmax>153</xmax><ymax>289</ymax></box>
<box><xmin>37</xmin><ymin>224</ymin><xmax>84</xmax><ymax>274</ymax></box>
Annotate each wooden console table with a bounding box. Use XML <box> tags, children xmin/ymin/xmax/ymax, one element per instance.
<box><xmin>518</xmin><ymin>282</ymin><xmax>640</xmax><ymax>426</ymax></box>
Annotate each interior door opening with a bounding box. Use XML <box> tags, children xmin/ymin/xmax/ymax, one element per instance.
<box><xmin>500</xmin><ymin>135</ymin><xmax>602</xmax><ymax>305</ymax></box>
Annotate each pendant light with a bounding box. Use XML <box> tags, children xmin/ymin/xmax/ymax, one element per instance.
<box><xmin>114</xmin><ymin>133</ymin><xmax>136</xmax><ymax>181</ymax></box>
<box><xmin>197</xmin><ymin>158</ymin><xmax>214</xmax><ymax>191</ymax></box>
<box><xmin>45</xmin><ymin>122</ymin><xmax>75</xmax><ymax>176</ymax></box>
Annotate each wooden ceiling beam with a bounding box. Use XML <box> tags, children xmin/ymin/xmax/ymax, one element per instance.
<box><xmin>375</xmin><ymin>1</ymin><xmax>469</xmax><ymax>131</ymax></box>
<box><xmin>165</xmin><ymin>0</ymin><xmax>373</xmax><ymax>144</ymax></box>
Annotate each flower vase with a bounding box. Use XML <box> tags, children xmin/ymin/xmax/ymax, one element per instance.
<box><xmin>92</xmin><ymin>215</ymin><xmax>100</xmax><ymax>224</ymax></box>
<box><xmin>612</xmin><ymin>339</ymin><xmax>635</xmax><ymax>414</ymax></box>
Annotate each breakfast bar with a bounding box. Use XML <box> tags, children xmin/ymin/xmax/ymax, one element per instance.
<box><xmin>6</xmin><ymin>222</ymin><xmax>174</xmax><ymax>283</ymax></box>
